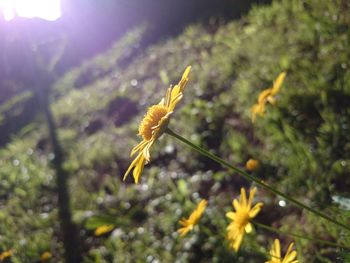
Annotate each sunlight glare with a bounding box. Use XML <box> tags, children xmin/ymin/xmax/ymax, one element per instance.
<box><xmin>0</xmin><ymin>0</ymin><xmax>61</xmax><ymax>21</ymax></box>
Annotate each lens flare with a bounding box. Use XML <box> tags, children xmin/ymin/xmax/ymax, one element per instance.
<box><xmin>0</xmin><ymin>0</ymin><xmax>61</xmax><ymax>21</ymax></box>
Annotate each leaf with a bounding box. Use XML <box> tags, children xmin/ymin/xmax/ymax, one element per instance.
<box><xmin>85</xmin><ymin>215</ymin><xmax>117</xmax><ymax>230</ymax></box>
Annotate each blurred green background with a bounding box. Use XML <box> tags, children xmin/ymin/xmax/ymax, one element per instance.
<box><xmin>0</xmin><ymin>0</ymin><xmax>350</xmax><ymax>262</ymax></box>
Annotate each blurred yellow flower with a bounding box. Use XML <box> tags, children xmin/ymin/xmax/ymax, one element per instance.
<box><xmin>265</xmin><ymin>239</ymin><xmax>298</xmax><ymax>263</ymax></box>
<box><xmin>251</xmin><ymin>72</ymin><xmax>286</xmax><ymax>122</ymax></box>
<box><xmin>226</xmin><ymin>187</ymin><xmax>263</xmax><ymax>252</ymax></box>
<box><xmin>40</xmin><ymin>251</ymin><xmax>52</xmax><ymax>262</ymax></box>
<box><xmin>178</xmin><ymin>199</ymin><xmax>208</xmax><ymax>237</ymax></box>
<box><xmin>94</xmin><ymin>224</ymin><xmax>115</xmax><ymax>236</ymax></box>
<box><xmin>0</xmin><ymin>249</ymin><xmax>13</xmax><ymax>261</ymax></box>
<box><xmin>124</xmin><ymin>66</ymin><xmax>191</xmax><ymax>183</ymax></box>
<box><xmin>245</xmin><ymin>158</ymin><xmax>260</xmax><ymax>171</ymax></box>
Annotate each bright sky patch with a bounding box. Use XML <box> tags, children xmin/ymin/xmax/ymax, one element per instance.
<box><xmin>0</xmin><ymin>0</ymin><xmax>61</xmax><ymax>21</ymax></box>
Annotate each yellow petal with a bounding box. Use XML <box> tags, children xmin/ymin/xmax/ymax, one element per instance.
<box><xmin>248</xmin><ymin>187</ymin><xmax>257</xmax><ymax>208</ymax></box>
<box><xmin>271</xmin><ymin>72</ymin><xmax>286</xmax><ymax>96</ymax></box>
<box><xmin>267</xmin><ymin>95</ymin><xmax>277</xmax><ymax>105</ymax></box>
<box><xmin>251</xmin><ymin>103</ymin><xmax>265</xmax><ymax>122</ymax></box>
<box><xmin>181</xmin><ymin>66</ymin><xmax>191</xmax><ymax>83</ymax></box>
<box><xmin>284</xmin><ymin>242</ymin><xmax>297</xmax><ymax>262</ymax></box>
<box><xmin>178</xmin><ymin>66</ymin><xmax>191</xmax><ymax>92</ymax></box>
<box><xmin>177</xmin><ymin>198</ymin><xmax>206</xmax><ymax>237</ymax></box>
<box><xmin>130</xmin><ymin>140</ymin><xmax>148</xmax><ymax>157</ymax></box>
<box><xmin>164</xmin><ymin>87</ymin><xmax>172</xmax><ymax>107</ymax></box>
<box><xmin>285</xmin><ymin>242</ymin><xmax>294</xmax><ymax>255</ymax></box>
<box><xmin>123</xmin><ymin>153</ymin><xmax>141</xmax><ymax>181</ymax></box>
<box><xmin>258</xmin><ymin>88</ymin><xmax>272</xmax><ymax>103</ymax></box>
<box><xmin>274</xmin><ymin>239</ymin><xmax>281</xmax><ymax>259</ymax></box>
<box><xmin>233</xmin><ymin>232</ymin><xmax>244</xmax><ymax>252</ymax></box>
<box><xmin>0</xmin><ymin>250</ymin><xmax>13</xmax><ymax>261</ymax></box>
<box><xmin>169</xmin><ymin>66</ymin><xmax>191</xmax><ymax>109</ymax></box>
<box><xmin>249</xmin><ymin>202</ymin><xmax>263</xmax><ymax>218</ymax></box>
<box><xmin>142</xmin><ymin>140</ymin><xmax>155</xmax><ymax>162</ymax></box>
<box><xmin>133</xmin><ymin>154</ymin><xmax>146</xmax><ymax>183</ymax></box>
<box><xmin>233</xmin><ymin>199</ymin><xmax>241</xmax><ymax>211</ymax></box>
<box><xmin>226</xmin><ymin>211</ymin><xmax>236</xmax><ymax>220</ymax></box>
<box><xmin>245</xmin><ymin>222</ymin><xmax>253</xmax><ymax>233</ymax></box>
<box><xmin>197</xmin><ymin>199</ymin><xmax>208</xmax><ymax>213</ymax></box>
<box><xmin>168</xmin><ymin>92</ymin><xmax>183</xmax><ymax>112</ymax></box>
<box><xmin>240</xmin><ymin>188</ymin><xmax>247</xmax><ymax>207</ymax></box>
<box><xmin>178</xmin><ymin>226</ymin><xmax>191</xmax><ymax>237</ymax></box>
<box><xmin>179</xmin><ymin>218</ymin><xmax>189</xmax><ymax>225</ymax></box>
<box><xmin>285</xmin><ymin>251</ymin><xmax>297</xmax><ymax>262</ymax></box>
<box><xmin>170</xmin><ymin>84</ymin><xmax>181</xmax><ymax>104</ymax></box>
<box><xmin>94</xmin><ymin>224</ymin><xmax>114</xmax><ymax>236</ymax></box>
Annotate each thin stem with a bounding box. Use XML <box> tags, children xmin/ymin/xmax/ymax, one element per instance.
<box><xmin>165</xmin><ymin>128</ymin><xmax>350</xmax><ymax>232</ymax></box>
<box><xmin>253</xmin><ymin>221</ymin><xmax>350</xmax><ymax>250</ymax></box>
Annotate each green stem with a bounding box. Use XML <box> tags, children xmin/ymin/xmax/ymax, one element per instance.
<box><xmin>165</xmin><ymin>128</ymin><xmax>350</xmax><ymax>232</ymax></box>
<box><xmin>254</xmin><ymin>221</ymin><xmax>350</xmax><ymax>250</ymax></box>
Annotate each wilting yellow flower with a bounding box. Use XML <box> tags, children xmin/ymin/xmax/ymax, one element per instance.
<box><xmin>0</xmin><ymin>249</ymin><xmax>13</xmax><ymax>261</ymax></box>
<box><xmin>226</xmin><ymin>187</ymin><xmax>263</xmax><ymax>252</ymax></box>
<box><xmin>251</xmin><ymin>72</ymin><xmax>286</xmax><ymax>122</ymax></box>
<box><xmin>40</xmin><ymin>251</ymin><xmax>52</xmax><ymax>262</ymax></box>
<box><xmin>178</xmin><ymin>199</ymin><xmax>208</xmax><ymax>237</ymax></box>
<box><xmin>94</xmin><ymin>224</ymin><xmax>115</xmax><ymax>236</ymax></box>
<box><xmin>245</xmin><ymin>158</ymin><xmax>260</xmax><ymax>171</ymax></box>
<box><xmin>266</xmin><ymin>239</ymin><xmax>298</xmax><ymax>263</ymax></box>
<box><xmin>123</xmin><ymin>66</ymin><xmax>191</xmax><ymax>183</ymax></box>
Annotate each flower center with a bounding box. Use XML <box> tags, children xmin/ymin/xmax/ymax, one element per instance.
<box><xmin>235</xmin><ymin>210</ymin><xmax>250</xmax><ymax>228</ymax></box>
<box><xmin>139</xmin><ymin>105</ymin><xmax>168</xmax><ymax>140</ymax></box>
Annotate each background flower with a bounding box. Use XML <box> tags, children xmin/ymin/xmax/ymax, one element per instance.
<box><xmin>226</xmin><ymin>187</ymin><xmax>263</xmax><ymax>251</ymax></box>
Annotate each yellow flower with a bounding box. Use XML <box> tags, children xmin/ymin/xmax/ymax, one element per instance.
<box><xmin>123</xmin><ymin>66</ymin><xmax>191</xmax><ymax>183</ymax></box>
<box><xmin>251</xmin><ymin>102</ymin><xmax>266</xmax><ymax>123</ymax></box>
<box><xmin>0</xmin><ymin>249</ymin><xmax>13</xmax><ymax>261</ymax></box>
<box><xmin>40</xmin><ymin>251</ymin><xmax>52</xmax><ymax>262</ymax></box>
<box><xmin>226</xmin><ymin>187</ymin><xmax>263</xmax><ymax>252</ymax></box>
<box><xmin>178</xmin><ymin>199</ymin><xmax>208</xmax><ymax>237</ymax></box>
<box><xmin>245</xmin><ymin>158</ymin><xmax>260</xmax><ymax>171</ymax></box>
<box><xmin>251</xmin><ymin>72</ymin><xmax>286</xmax><ymax>122</ymax></box>
<box><xmin>265</xmin><ymin>239</ymin><xmax>298</xmax><ymax>263</ymax></box>
<box><xmin>94</xmin><ymin>224</ymin><xmax>115</xmax><ymax>236</ymax></box>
